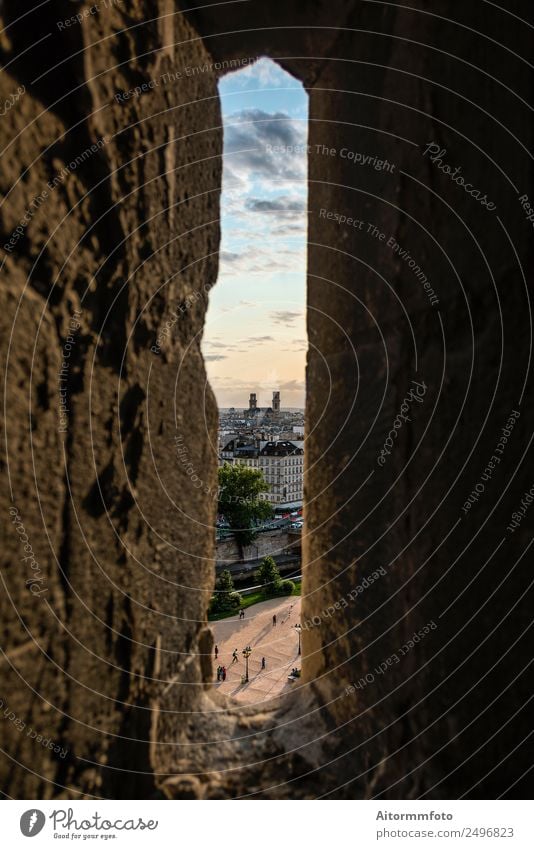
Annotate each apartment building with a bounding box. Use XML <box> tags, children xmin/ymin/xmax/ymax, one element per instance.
<box><xmin>219</xmin><ymin>438</ymin><xmax>304</xmax><ymax>509</ymax></box>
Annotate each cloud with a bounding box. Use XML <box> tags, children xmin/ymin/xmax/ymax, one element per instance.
<box><xmin>222</xmin><ymin>108</ymin><xmax>307</xmax><ymax>185</ymax></box>
<box><xmin>218</xmin><ymin>245</ymin><xmax>305</xmax><ymax>275</ymax></box>
<box><xmin>225</xmin><ymin>108</ymin><xmax>302</xmax><ymax>150</ymax></box>
<box><xmin>270</xmin><ymin>310</ymin><xmax>302</xmax><ymax>326</ymax></box>
<box><xmin>221</xmin><ymin>57</ymin><xmax>302</xmax><ymax>91</ymax></box>
<box><xmin>220</xmin><ymin>251</ymin><xmax>241</xmax><ymax>263</ymax></box>
<box><xmin>240</xmin><ymin>335</ymin><xmax>275</xmax><ymax>345</ymax></box>
<box><xmin>279</xmin><ymin>379</ymin><xmax>306</xmax><ymax>391</ymax></box>
<box><xmin>245</xmin><ymin>196</ymin><xmax>306</xmax><ymax>215</ymax></box>
<box><xmin>282</xmin><ymin>338</ymin><xmax>308</xmax><ymax>351</ymax></box>
<box><xmin>204</xmin><ymin>341</ymin><xmax>234</xmax><ymax>350</ymax></box>
<box><xmin>271</xmin><ymin>222</ymin><xmax>307</xmax><ymax>235</ymax></box>
<box><xmin>210</xmin><ymin>376</ymin><xmax>256</xmax><ymax>389</ymax></box>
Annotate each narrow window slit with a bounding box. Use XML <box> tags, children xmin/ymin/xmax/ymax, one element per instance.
<box><xmin>202</xmin><ymin>58</ymin><xmax>309</xmax><ymax>706</ymax></box>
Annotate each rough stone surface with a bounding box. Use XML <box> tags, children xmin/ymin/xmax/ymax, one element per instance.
<box><xmin>1</xmin><ymin>0</ymin><xmax>221</xmax><ymax>799</ymax></box>
<box><xmin>0</xmin><ymin>0</ymin><xmax>532</xmax><ymax>799</ymax></box>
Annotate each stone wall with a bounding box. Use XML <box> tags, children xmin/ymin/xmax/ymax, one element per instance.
<box><xmin>0</xmin><ymin>0</ymin><xmax>532</xmax><ymax>799</ymax></box>
<box><xmin>0</xmin><ymin>0</ymin><xmax>221</xmax><ymax>798</ymax></box>
<box><xmin>216</xmin><ymin>529</ymin><xmax>300</xmax><ymax>569</ymax></box>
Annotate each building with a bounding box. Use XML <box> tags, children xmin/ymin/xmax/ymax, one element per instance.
<box><xmin>245</xmin><ymin>389</ymin><xmax>281</xmax><ymax>421</ymax></box>
<box><xmin>219</xmin><ymin>437</ymin><xmax>304</xmax><ymax>509</ymax></box>
<box><xmin>259</xmin><ymin>440</ymin><xmax>304</xmax><ymax>508</ymax></box>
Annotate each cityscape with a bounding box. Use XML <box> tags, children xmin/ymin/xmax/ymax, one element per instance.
<box><xmin>197</xmin><ymin>57</ymin><xmax>308</xmax><ymax>705</ymax></box>
<box><xmin>213</xmin><ymin>389</ymin><xmax>305</xmax><ymax>705</ymax></box>
<box><xmin>218</xmin><ymin>390</ymin><xmax>304</xmax><ymax>510</ymax></box>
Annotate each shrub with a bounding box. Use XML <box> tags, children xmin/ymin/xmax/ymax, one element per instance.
<box><xmin>210</xmin><ymin>591</ymin><xmax>242</xmax><ymax>614</ymax></box>
<box><xmin>275</xmin><ymin>579</ymin><xmax>295</xmax><ymax>596</ymax></box>
<box><xmin>228</xmin><ymin>591</ymin><xmax>242</xmax><ymax>609</ymax></box>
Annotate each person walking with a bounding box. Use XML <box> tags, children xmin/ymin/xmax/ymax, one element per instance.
<box><xmin>216</xmin><ymin>666</ymin><xmax>221</xmax><ymax>681</ymax></box>
<box><xmin>222</xmin><ymin>666</ymin><xmax>226</xmax><ymax>681</ymax></box>
<box><xmin>261</xmin><ymin>657</ymin><xmax>266</xmax><ymax>670</ymax></box>
<box><xmin>273</xmin><ymin>614</ymin><xmax>277</xmax><ymax>626</ymax></box>
<box><xmin>214</xmin><ymin>644</ymin><xmax>218</xmax><ymax>659</ymax></box>
<box><xmin>232</xmin><ymin>649</ymin><xmax>238</xmax><ymax>663</ymax></box>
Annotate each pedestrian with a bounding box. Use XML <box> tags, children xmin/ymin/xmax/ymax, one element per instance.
<box><xmin>273</xmin><ymin>614</ymin><xmax>277</xmax><ymax>626</ymax></box>
<box><xmin>261</xmin><ymin>657</ymin><xmax>266</xmax><ymax>670</ymax></box>
<box><xmin>222</xmin><ymin>666</ymin><xmax>226</xmax><ymax>681</ymax></box>
<box><xmin>232</xmin><ymin>649</ymin><xmax>238</xmax><ymax>663</ymax></box>
<box><xmin>216</xmin><ymin>666</ymin><xmax>221</xmax><ymax>681</ymax></box>
<box><xmin>214</xmin><ymin>644</ymin><xmax>218</xmax><ymax>659</ymax></box>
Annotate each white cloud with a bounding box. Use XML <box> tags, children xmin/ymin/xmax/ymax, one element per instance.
<box><xmin>270</xmin><ymin>310</ymin><xmax>303</xmax><ymax>326</ymax></box>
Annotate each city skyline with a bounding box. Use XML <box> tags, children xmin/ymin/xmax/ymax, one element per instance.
<box><xmin>219</xmin><ymin>390</ymin><xmax>304</xmax><ymax>411</ymax></box>
<box><xmin>201</xmin><ymin>58</ymin><xmax>308</xmax><ymax>409</ymax></box>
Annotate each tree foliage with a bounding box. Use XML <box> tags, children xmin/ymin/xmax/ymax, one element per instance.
<box><xmin>258</xmin><ymin>556</ymin><xmax>282</xmax><ymax>596</ymax></box>
<box><xmin>210</xmin><ymin>569</ymin><xmax>241</xmax><ymax>613</ymax></box>
<box><xmin>218</xmin><ymin>463</ymin><xmax>273</xmax><ymax>547</ymax></box>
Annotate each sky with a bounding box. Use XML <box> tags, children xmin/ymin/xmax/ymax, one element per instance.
<box><xmin>201</xmin><ymin>58</ymin><xmax>308</xmax><ymax>409</ymax></box>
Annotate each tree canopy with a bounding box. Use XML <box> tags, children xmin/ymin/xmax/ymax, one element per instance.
<box><xmin>210</xmin><ymin>569</ymin><xmax>241</xmax><ymax>613</ymax></box>
<box><xmin>218</xmin><ymin>463</ymin><xmax>273</xmax><ymax>548</ymax></box>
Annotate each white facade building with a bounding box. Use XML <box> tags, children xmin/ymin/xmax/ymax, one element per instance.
<box><xmin>219</xmin><ymin>439</ymin><xmax>304</xmax><ymax>508</ymax></box>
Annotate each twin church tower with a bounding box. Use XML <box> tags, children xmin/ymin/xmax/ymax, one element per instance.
<box><xmin>248</xmin><ymin>391</ymin><xmax>281</xmax><ymax>415</ymax></box>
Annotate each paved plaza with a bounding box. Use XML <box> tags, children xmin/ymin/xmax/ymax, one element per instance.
<box><xmin>211</xmin><ymin>596</ymin><xmax>302</xmax><ymax>705</ymax></box>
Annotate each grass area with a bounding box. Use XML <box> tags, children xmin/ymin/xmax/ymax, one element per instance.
<box><xmin>208</xmin><ymin>580</ymin><xmax>301</xmax><ymax>622</ymax></box>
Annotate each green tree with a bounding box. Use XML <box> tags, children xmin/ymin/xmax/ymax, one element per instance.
<box><xmin>218</xmin><ymin>463</ymin><xmax>273</xmax><ymax>549</ymax></box>
<box><xmin>258</xmin><ymin>556</ymin><xmax>282</xmax><ymax>596</ymax></box>
<box><xmin>210</xmin><ymin>569</ymin><xmax>241</xmax><ymax>613</ymax></box>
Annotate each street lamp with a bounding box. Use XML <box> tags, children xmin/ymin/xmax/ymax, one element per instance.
<box><xmin>295</xmin><ymin>624</ymin><xmax>302</xmax><ymax>656</ymax></box>
<box><xmin>242</xmin><ymin>645</ymin><xmax>252</xmax><ymax>682</ymax></box>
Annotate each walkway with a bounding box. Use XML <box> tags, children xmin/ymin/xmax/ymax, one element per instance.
<box><xmin>211</xmin><ymin>596</ymin><xmax>302</xmax><ymax>705</ymax></box>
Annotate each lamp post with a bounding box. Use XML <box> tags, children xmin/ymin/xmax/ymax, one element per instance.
<box><xmin>242</xmin><ymin>645</ymin><xmax>252</xmax><ymax>682</ymax></box>
<box><xmin>295</xmin><ymin>623</ymin><xmax>302</xmax><ymax>656</ymax></box>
